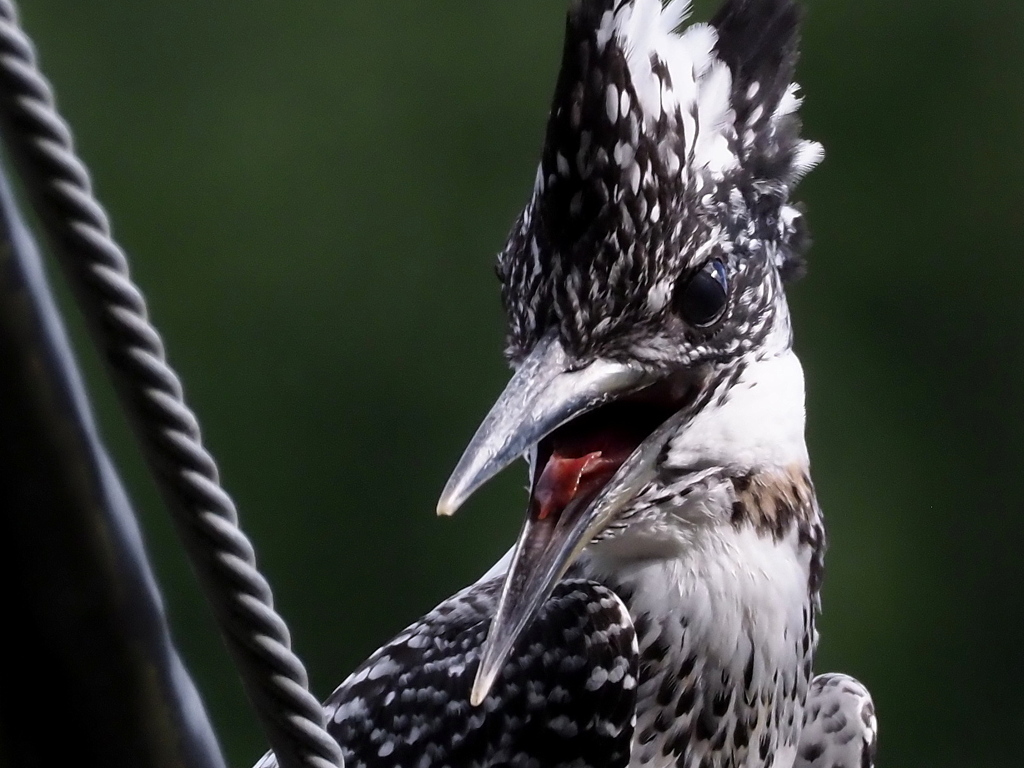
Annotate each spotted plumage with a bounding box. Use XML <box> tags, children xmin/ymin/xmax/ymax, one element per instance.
<box><xmin>257</xmin><ymin>1</ymin><xmax>877</xmax><ymax>767</ymax></box>
<box><xmin>795</xmin><ymin>675</ymin><xmax>878</xmax><ymax>768</ymax></box>
<box><xmin>320</xmin><ymin>580</ymin><xmax>638</xmax><ymax>768</ymax></box>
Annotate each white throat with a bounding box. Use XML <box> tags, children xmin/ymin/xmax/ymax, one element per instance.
<box><xmin>665</xmin><ymin>349</ymin><xmax>808</xmax><ymax>474</ymax></box>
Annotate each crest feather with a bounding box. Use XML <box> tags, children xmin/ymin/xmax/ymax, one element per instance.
<box><xmin>497</xmin><ymin>0</ymin><xmax>822</xmax><ymax>357</ymax></box>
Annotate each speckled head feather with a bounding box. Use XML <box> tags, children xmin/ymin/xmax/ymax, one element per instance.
<box><xmin>498</xmin><ymin>0</ymin><xmax>822</xmax><ymax>364</ymax></box>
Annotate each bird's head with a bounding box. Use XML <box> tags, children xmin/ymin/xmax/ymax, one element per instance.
<box><xmin>437</xmin><ymin>0</ymin><xmax>822</xmax><ymax>705</ymax></box>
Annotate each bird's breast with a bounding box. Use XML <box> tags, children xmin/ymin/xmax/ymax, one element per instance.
<box><xmin>581</xmin><ymin>521</ymin><xmax>819</xmax><ymax>768</ymax></box>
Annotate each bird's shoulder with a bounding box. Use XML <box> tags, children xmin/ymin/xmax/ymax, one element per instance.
<box><xmin>326</xmin><ymin>576</ymin><xmax>639</xmax><ymax>768</ymax></box>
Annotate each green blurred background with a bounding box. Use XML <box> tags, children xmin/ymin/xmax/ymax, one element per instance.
<box><xmin>15</xmin><ymin>1</ymin><xmax>1024</xmax><ymax>766</ymax></box>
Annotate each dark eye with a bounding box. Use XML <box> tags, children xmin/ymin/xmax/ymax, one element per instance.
<box><xmin>674</xmin><ymin>259</ymin><xmax>729</xmax><ymax>327</ymax></box>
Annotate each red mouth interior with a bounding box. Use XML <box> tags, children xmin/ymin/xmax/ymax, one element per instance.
<box><xmin>529</xmin><ymin>401</ymin><xmax>674</xmax><ymax>523</ymax></box>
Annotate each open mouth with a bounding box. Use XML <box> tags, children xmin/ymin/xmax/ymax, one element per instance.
<box><xmin>530</xmin><ymin>378</ymin><xmax>699</xmax><ymax>526</ymax></box>
<box><xmin>438</xmin><ymin>336</ymin><xmax>707</xmax><ymax>706</ymax></box>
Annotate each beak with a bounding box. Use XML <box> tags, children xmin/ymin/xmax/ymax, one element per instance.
<box><xmin>437</xmin><ymin>335</ymin><xmax>693</xmax><ymax>706</ymax></box>
<box><xmin>437</xmin><ymin>334</ymin><xmax>650</xmax><ymax>518</ymax></box>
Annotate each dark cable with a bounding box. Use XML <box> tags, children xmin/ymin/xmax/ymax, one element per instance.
<box><xmin>0</xmin><ymin>3</ymin><xmax>343</xmax><ymax>767</ymax></box>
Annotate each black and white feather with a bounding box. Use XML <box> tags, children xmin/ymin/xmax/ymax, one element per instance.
<box><xmin>796</xmin><ymin>674</ymin><xmax>878</xmax><ymax>768</ymax></box>
<box><xmin>256</xmin><ymin>578</ymin><xmax>638</xmax><ymax>768</ymax></box>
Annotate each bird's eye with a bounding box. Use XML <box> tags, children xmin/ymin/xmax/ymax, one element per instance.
<box><xmin>674</xmin><ymin>260</ymin><xmax>729</xmax><ymax>328</ymax></box>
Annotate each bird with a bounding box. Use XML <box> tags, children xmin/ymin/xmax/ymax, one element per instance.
<box><xmin>257</xmin><ymin>1</ymin><xmax>877</xmax><ymax>767</ymax></box>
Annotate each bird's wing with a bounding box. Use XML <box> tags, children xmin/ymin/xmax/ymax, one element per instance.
<box><xmin>795</xmin><ymin>673</ymin><xmax>877</xmax><ymax>768</ymax></box>
<box><xmin>255</xmin><ymin>577</ymin><xmax>638</xmax><ymax>768</ymax></box>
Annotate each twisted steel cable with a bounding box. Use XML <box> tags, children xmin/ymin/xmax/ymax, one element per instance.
<box><xmin>0</xmin><ymin>4</ymin><xmax>344</xmax><ymax>768</ymax></box>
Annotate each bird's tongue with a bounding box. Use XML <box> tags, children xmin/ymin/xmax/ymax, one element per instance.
<box><xmin>529</xmin><ymin>408</ymin><xmax>651</xmax><ymax>523</ymax></box>
<box><xmin>531</xmin><ymin>451</ymin><xmax>622</xmax><ymax>522</ymax></box>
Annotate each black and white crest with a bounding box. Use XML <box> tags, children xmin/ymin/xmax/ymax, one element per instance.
<box><xmin>498</xmin><ymin>0</ymin><xmax>822</xmax><ymax>361</ymax></box>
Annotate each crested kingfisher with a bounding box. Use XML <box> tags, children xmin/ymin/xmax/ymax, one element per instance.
<box><xmin>260</xmin><ymin>1</ymin><xmax>877</xmax><ymax>767</ymax></box>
